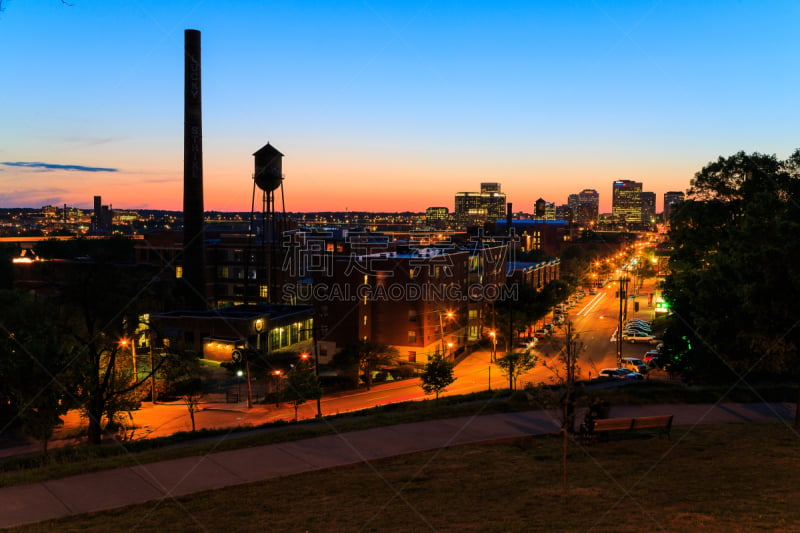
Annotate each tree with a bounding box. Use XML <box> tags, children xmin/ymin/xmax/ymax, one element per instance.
<box><xmin>283</xmin><ymin>358</ymin><xmax>322</xmax><ymax>421</ymax></box>
<box><xmin>662</xmin><ymin>149</ymin><xmax>800</xmax><ymax>423</ymax></box>
<box><xmin>50</xmin><ymin>260</ymin><xmax>173</xmax><ymax>445</ymax></box>
<box><xmin>332</xmin><ymin>340</ymin><xmax>399</xmax><ymax>390</ymax></box>
<box><xmin>496</xmin><ymin>349</ymin><xmax>538</xmax><ymax>391</ymax></box>
<box><xmin>0</xmin><ymin>290</ymin><xmax>74</xmax><ymax>454</ymax></box>
<box><xmin>163</xmin><ymin>351</ymin><xmax>208</xmax><ymax>432</ymax></box>
<box><xmin>419</xmin><ymin>354</ymin><xmax>456</xmax><ymax>400</ymax></box>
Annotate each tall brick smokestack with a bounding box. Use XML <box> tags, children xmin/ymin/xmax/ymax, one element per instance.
<box><xmin>183</xmin><ymin>29</ymin><xmax>206</xmax><ymax>309</ymax></box>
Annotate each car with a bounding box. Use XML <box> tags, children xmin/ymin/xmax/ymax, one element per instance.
<box><xmin>552</xmin><ymin>315</ymin><xmax>565</xmax><ymax>325</ymax></box>
<box><xmin>625</xmin><ymin>321</ymin><xmax>651</xmax><ymax>330</ymax></box>
<box><xmin>625</xmin><ymin>319</ymin><xmax>651</xmax><ymax>327</ymax></box>
<box><xmin>514</xmin><ymin>340</ymin><xmax>537</xmax><ymax>352</ymax></box>
<box><xmin>597</xmin><ymin>368</ymin><xmax>644</xmax><ymax>380</ymax></box>
<box><xmin>534</xmin><ymin>329</ymin><xmax>549</xmax><ymax>338</ymax></box>
<box><xmin>616</xmin><ymin>368</ymin><xmax>645</xmax><ymax>380</ymax></box>
<box><xmin>643</xmin><ymin>350</ymin><xmax>660</xmax><ymax>364</ymax></box>
<box><xmin>589</xmin><ymin>288</ymin><xmax>597</xmax><ymax>295</ymax></box>
<box><xmin>543</xmin><ymin>323</ymin><xmax>554</xmax><ymax>333</ymax></box>
<box><xmin>621</xmin><ymin>357</ymin><xmax>648</xmax><ymax>374</ymax></box>
<box><xmin>622</xmin><ymin>331</ymin><xmax>657</xmax><ymax>344</ymax></box>
<box><xmin>622</xmin><ymin>327</ymin><xmax>651</xmax><ymax>336</ymax></box>
<box><xmin>623</xmin><ymin>323</ymin><xmax>651</xmax><ymax>333</ymax></box>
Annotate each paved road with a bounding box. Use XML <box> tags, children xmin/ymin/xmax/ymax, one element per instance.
<box><xmin>0</xmin><ymin>277</ymin><xmax>664</xmax><ymax>458</ymax></box>
<box><xmin>0</xmin><ymin>402</ymin><xmax>795</xmax><ymax>529</ymax></box>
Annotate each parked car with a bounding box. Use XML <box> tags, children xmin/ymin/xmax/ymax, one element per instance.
<box><xmin>616</xmin><ymin>368</ymin><xmax>645</xmax><ymax>380</ymax></box>
<box><xmin>514</xmin><ymin>340</ymin><xmax>537</xmax><ymax>352</ymax></box>
<box><xmin>625</xmin><ymin>319</ymin><xmax>651</xmax><ymax>327</ymax></box>
<box><xmin>621</xmin><ymin>357</ymin><xmax>648</xmax><ymax>374</ymax></box>
<box><xmin>622</xmin><ymin>327</ymin><xmax>651</xmax><ymax>336</ymax></box>
<box><xmin>534</xmin><ymin>329</ymin><xmax>549</xmax><ymax>338</ymax></box>
<box><xmin>643</xmin><ymin>350</ymin><xmax>660</xmax><ymax>364</ymax></box>
<box><xmin>622</xmin><ymin>331</ymin><xmax>657</xmax><ymax>344</ymax></box>
<box><xmin>589</xmin><ymin>288</ymin><xmax>597</xmax><ymax>295</ymax></box>
<box><xmin>597</xmin><ymin>368</ymin><xmax>644</xmax><ymax>380</ymax></box>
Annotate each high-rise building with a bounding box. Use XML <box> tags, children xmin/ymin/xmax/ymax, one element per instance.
<box><xmin>663</xmin><ymin>191</ymin><xmax>685</xmax><ymax>222</ymax></box>
<box><xmin>425</xmin><ymin>206</ymin><xmax>449</xmax><ymax>226</ymax></box>
<box><xmin>640</xmin><ymin>191</ymin><xmax>656</xmax><ymax>227</ymax></box>
<box><xmin>532</xmin><ymin>198</ymin><xmax>556</xmax><ymax>220</ymax></box>
<box><xmin>454</xmin><ymin>183</ymin><xmax>506</xmax><ymax>224</ymax></box>
<box><xmin>611</xmin><ymin>180</ymin><xmax>642</xmax><ymax>227</ymax></box>
<box><xmin>575</xmin><ymin>189</ymin><xmax>599</xmax><ymax>226</ymax></box>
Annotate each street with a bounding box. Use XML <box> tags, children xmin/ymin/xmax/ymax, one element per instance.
<box><xmin>3</xmin><ymin>278</ymin><xmax>661</xmax><ymax>455</ymax></box>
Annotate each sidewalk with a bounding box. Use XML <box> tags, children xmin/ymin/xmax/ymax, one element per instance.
<box><xmin>0</xmin><ymin>402</ymin><xmax>794</xmax><ymax>529</ymax></box>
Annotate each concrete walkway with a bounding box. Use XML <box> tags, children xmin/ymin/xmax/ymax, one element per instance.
<box><xmin>0</xmin><ymin>402</ymin><xmax>795</xmax><ymax>529</ymax></box>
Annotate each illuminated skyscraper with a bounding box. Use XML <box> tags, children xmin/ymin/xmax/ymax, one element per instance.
<box><xmin>611</xmin><ymin>180</ymin><xmax>642</xmax><ymax>227</ymax></box>
<box><xmin>454</xmin><ymin>183</ymin><xmax>506</xmax><ymax>224</ymax></box>
<box><xmin>575</xmin><ymin>189</ymin><xmax>599</xmax><ymax>226</ymax></box>
<box><xmin>640</xmin><ymin>191</ymin><xmax>656</xmax><ymax>226</ymax></box>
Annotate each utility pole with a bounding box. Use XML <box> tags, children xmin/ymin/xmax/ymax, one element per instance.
<box><xmin>149</xmin><ymin>333</ymin><xmax>157</xmax><ymax>404</ymax></box>
<box><xmin>616</xmin><ymin>276</ymin><xmax>628</xmax><ymax>368</ymax></box>
<box><xmin>313</xmin><ymin>326</ymin><xmax>322</xmax><ymax>418</ymax></box>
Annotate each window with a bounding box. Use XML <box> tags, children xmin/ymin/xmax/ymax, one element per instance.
<box><xmin>408</xmin><ymin>331</ymin><xmax>417</xmax><ymax>343</ymax></box>
<box><xmin>408</xmin><ymin>351</ymin><xmax>416</xmax><ymax>363</ymax></box>
<box><xmin>175</xmin><ymin>265</ymin><xmax>183</xmax><ymax>279</ymax></box>
<box><xmin>408</xmin><ymin>310</ymin><xmax>418</xmax><ymax>322</ymax></box>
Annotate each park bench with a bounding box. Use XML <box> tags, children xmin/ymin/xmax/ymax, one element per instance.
<box><xmin>589</xmin><ymin>415</ymin><xmax>673</xmax><ymax>441</ymax></box>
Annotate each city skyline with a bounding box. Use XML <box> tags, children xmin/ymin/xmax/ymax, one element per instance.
<box><xmin>2</xmin><ymin>1</ymin><xmax>798</xmax><ymax>213</ymax></box>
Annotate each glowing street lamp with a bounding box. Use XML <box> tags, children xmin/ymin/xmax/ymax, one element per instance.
<box><xmin>236</xmin><ymin>369</ymin><xmax>244</xmax><ymax>403</ymax></box>
<box><xmin>273</xmin><ymin>369</ymin><xmax>282</xmax><ymax>407</ymax></box>
<box><xmin>438</xmin><ymin>310</ymin><xmax>456</xmax><ymax>360</ymax></box>
<box><xmin>119</xmin><ymin>338</ymin><xmax>137</xmax><ymax>380</ymax></box>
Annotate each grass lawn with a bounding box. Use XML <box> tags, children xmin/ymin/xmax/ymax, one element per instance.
<box><xmin>13</xmin><ymin>422</ymin><xmax>800</xmax><ymax>532</ymax></box>
<box><xmin>2</xmin><ymin>380</ymin><xmax>797</xmax><ymax>488</ymax></box>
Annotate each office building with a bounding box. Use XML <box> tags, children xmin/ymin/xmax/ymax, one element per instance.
<box><xmin>454</xmin><ymin>183</ymin><xmax>506</xmax><ymax>225</ymax></box>
<box><xmin>575</xmin><ymin>189</ymin><xmax>599</xmax><ymax>227</ymax></box>
<box><xmin>640</xmin><ymin>191</ymin><xmax>656</xmax><ymax>227</ymax></box>
<box><xmin>611</xmin><ymin>180</ymin><xmax>642</xmax><ymax>228</ymax></box>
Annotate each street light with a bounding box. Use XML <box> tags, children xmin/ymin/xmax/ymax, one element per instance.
<box><xmin>489</xmin><ymin>330</ymin><xmax>497</xmax><ymax>363</ymax></box>
<box><xmin>273</xmin><ymin>369</ymin><xmax>282</xmax><ymax>407</ymax></box>
<box><xmin>236</xmin><ymin>369</ymin><xmax>244</xmax><ymax>403</ymax></box>
<box><xmin>119</xmin><ymin>338</ymin><xmax>137</xmax><ymax>381</ymax></box>
<box><xmin>438</xmin><ymin>310</ymin><xmax>455</xmax><ymax>360</ymax></box>
<box><xmin>298</xmin><ymin>326</ymin><xmax>324</xmax><ymax>418</ymax></box>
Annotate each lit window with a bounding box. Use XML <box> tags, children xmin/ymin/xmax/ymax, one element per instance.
<box><xmin>175</xmin><ymin>266</ymin><xmax>183</xmax><ymax>279</ymax></box>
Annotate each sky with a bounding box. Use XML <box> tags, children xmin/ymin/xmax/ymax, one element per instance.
<box><xmin>1</xmin><ymin>0</ymin><xmax>798</xmax><ymax>214</ymax></box>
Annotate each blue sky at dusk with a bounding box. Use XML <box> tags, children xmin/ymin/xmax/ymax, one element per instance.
<box><xmin>1</xmin><ymin>0</ymin><xmax>798</xmax><ymax>212</ymax></box>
